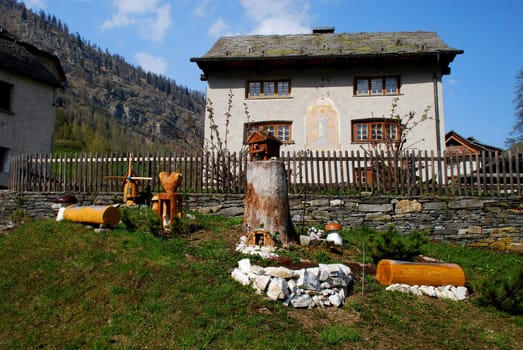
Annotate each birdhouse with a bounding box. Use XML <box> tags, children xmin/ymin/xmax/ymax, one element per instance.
<box><xmin>247</xmin><ymin>130</ymin><xmax>282</xmax><ymax>161</ymax></box>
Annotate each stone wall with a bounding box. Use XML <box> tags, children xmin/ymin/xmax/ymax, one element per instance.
<box><xmin>1</xmin><ymin>191</ymin><xmax>522</xmax><ymax>245</ymax></box>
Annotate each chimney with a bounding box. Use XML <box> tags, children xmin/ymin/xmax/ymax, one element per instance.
<box><xmin>313</xmin><ymin>27</ymin><xmax>335</xmax><ymax>34</ymax></box>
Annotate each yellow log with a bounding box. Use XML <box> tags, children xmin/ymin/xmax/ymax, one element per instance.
<box><xmin>57</xmin><ymin>205</ymin><xmax>121</xmax><ymax>226</ymax></box>
<box><xmin>376</xmin><ymin>259</ymin><xmax>466</xmax><ymax>286</ymax></box>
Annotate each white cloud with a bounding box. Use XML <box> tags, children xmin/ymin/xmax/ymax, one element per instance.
<box><xmin>208</xmin><ymin>18</ymin><xmax>229</xmax><ymax>37</ymax></box>
<box><xmin>134</xmin><ymin>52</ymin><xmax>167</xmax><ymax>75</ymax></box>
<box><xmin>101</xmin><ymin>0</ymin><xmax>172</xmax><ymax>43</ymax></box>
<box><xmin>25</xmin><ymin>0</ymin><xmax>46</xmax><ymax>9</ymax></box>
<box><xmin>193</xmin><ymin>0</ymin><xmax>210</xmax><ymax>18</ymax></box>
<box><xmin>239</xmin><ymin>0</ymin><xmax>311</xmax><ymax>35</ymax></box>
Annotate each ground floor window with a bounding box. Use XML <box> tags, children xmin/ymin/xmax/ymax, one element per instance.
<box><xmin>352</xmin><ymin>119</ymin><xmax>399</xmax><ymax>143</ymax></box>
<box><xmin>0</xmin><ymin>147</ymin><xmax>10</xmax><ymax>172</ymax></box>
<box><xmin>244</xmin><ymin>121</ymin><xmax>292</xmax><ymax>143</ymax></box>
<box><xmin>0</xmin><ymin>81</ymin><xmax>13</xmax><ymax>111</ymax></box>
<box><xmin>354</xmin><ymin>168</ymin><xmax>373</xmax><ymax>184</ymax></box>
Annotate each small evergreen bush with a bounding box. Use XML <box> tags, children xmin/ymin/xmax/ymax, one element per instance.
<box><xmin>476</xmin><ymin>267</ymin><xmax>523</xmax><ymax>315</ymax></box>
<box><xmin>368</xmin><ymin>226</ymin><xmax>428</xmax><ymax>263</ymax></box>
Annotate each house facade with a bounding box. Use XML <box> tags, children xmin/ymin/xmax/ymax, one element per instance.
<box><xmin>0</xmin><ymin>28</ymin><xmax>65</xmax><ymax>188</ymax></box>
<box><xmin>191</xmin><ymin>28</ymin><xmax>462</xmax><ymax>156</ymax></box>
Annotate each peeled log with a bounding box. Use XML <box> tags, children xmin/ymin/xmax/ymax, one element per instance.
<box><xmin>57</xmin><ymin>205</ymin><xmax>121</xmax><ymax>226</ymax></box>
<box><xmin>376</xmin><ymin>259</ymin><xmax>465</xmax><ymax>286</ymax></box>
<box><xmin>243</xmin><ymin>160</ymin><xmax>296</xmax><ymax>245</ymax></box>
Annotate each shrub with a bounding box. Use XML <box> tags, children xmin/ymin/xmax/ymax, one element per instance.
<box><xmin>476</xmin><ymin>267</ymin><xmax>523</xmax><ymax>315</ymax></box>
<box><xmin>368</xmin><ymin>226</ymin><xmax>428</xmax><ymax>263</ymax></box>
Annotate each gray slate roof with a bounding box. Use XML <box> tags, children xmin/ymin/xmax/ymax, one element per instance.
<box><xmin>194</xmin><ymin>31</ymin><xmax>462</xmax><ymax>60</ymax></box>
<box><xmin>0</xmin><ymin>28</ymin><xmax>65</xmax><ymax>87</ymax></box>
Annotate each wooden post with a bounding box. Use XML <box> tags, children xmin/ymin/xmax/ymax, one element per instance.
<box><xmin>243</xmin><ymin>159</ymin><xmax>296</xmax><ymax>245</ymax></box>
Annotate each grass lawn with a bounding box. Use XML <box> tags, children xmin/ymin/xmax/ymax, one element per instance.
<box><xmin>0</xmin><ymin>209</ymin><xmax>521</xmax><ymax>349</ymax></box>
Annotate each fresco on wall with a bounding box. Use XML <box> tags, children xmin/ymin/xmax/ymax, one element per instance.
<box><xmin>305</xmin><ymin>97</ymin><xmax>340</xmax><ymax>150</ymax></box>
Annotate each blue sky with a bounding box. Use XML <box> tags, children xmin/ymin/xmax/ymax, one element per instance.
<box><xmin>24</xmin><ymin>0</ymin><xmax>523</xmax><ymax>149</ymax></box>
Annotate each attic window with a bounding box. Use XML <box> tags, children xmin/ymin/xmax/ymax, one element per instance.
<box><xmin>0</xmin><ymin>80</ymin><xmax>13</xmax><ymax>112</ymax></box>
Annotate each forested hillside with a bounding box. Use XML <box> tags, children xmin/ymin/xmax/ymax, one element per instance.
<box><xmin>0</xmin><ymin>0</ymin><xmax>205</xmax><ymax>153</ymax></box>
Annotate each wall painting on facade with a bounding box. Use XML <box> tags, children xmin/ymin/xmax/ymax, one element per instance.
<box><xmin>305</xmin><ymin>97</ymin><xmax>340</xmax><ymax>150</ymax></box>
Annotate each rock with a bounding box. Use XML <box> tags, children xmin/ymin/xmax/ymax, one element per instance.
<box><xmin>253</xmin><ymin>274</ymin><xmax>271</xmax><ymax>294</ymax></box>
<box><xmin>266</xmin><ymin>278</ymin><xmax>289</xmax><ymax>301</ymax></box>
<box><xmin>329</xmin><ymin>293</ymin><xmax>344</xmax><ymax>307</ymax></box>
<box><xmin>231</xmin><ymin>258</ymin><xmax>354</xmax><ymax>308</ymax></box>
<box><xmin>452</xmin><ymin>286</ymin><xmax>468</xmax><ymax>301</ymax></box>
<box><xmin>298</xmin><ymin>269</ymin><xmax>320</xmax><ymax>291</ymax></box>
<box><xmin>299</xmin><ymin>235</ymin><xmax>311</xmax><ymax>246</ymax></box>
<box><xmin>395</xmin><ymin>199</ymin><xmax>422</xmax><ymax>214</ymax></box>
<box><xmin>290</xmin><ymin>294</ymin><xmax>314</xmax><ymax>308</ymax></box>
<box><xmin>264</xmin><ymin>266</ymin><xmax>297</xmax><ymax>279</ymax></box>
<box><xmin>231</xmin><ymin>268</ymin><xmax>250</xmax><ymax>286</ymax></box>
<box><xmin>238</xmin><ymin>258</ymin><xmax>251</xmax><ymax>274</ymax></box>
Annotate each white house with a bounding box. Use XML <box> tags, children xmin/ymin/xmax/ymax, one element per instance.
<box><xmin>191</xmin><ymin>28</ymin><xmax>462</xmax><ymax>157</ymax></box>
<box><xmin>0</xmin><ymin>28</ymin><xmax>65</xmax><ymax>188</ymax></box>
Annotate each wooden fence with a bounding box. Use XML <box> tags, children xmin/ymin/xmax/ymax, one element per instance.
<box><xmin>8</xmin><ymin>150</ymin><xmax>523</xmax><ymax>196</ymax></box>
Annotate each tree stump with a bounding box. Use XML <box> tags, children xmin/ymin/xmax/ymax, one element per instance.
<box><xmin>243</xmin><ymin>159</ymin><xmax>296</xmax><ymax>245</ymax></box>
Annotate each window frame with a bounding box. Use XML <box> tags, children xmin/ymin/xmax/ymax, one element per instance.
<box><xmin>244</xmin><ymin>121</ymin><xmax>293</xmax><ymax>143</ymax></box>
<box><xmin>352</xmin><ymin>119</ymin><xmax>401</xmax><ymax>143</ymax></box>
<box><xmin>246</xmin><ymin>79</ymin><xmax>291</xmax><ymax>98</ymax></box>
<box><xmin>354</xmin><ymin>76</ymin><xmax>400</xmax><ymax>96</ymax></box>
<box><xmin>0</xmin><ymin>80</ymin><xmax>13</xmax><ymax>112</ymax></box>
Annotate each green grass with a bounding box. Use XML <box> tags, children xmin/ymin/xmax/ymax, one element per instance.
<box><xmin>0</xmin><ymin>214</ymin><xmax>522</xmax><ymax>349</ymax></box>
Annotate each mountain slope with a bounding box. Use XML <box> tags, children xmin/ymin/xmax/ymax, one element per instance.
<box><xmin>0</xmin><ymin>0</ymin><xmax>205</xmax><ymax>153</ymax></box>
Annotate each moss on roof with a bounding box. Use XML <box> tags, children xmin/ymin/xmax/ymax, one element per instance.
<box><xmin>197</xmin><ymin>31</ymin><xmax>462</xmax><ymax>59</ymax></box>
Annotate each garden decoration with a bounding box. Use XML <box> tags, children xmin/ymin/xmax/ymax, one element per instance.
<box><xmin>56</xmin><ymin>205</ymin><xmax>120</xmax><ymax>227</ymax></box>
<box><xmin>103</xmin><ymin>154</ymin><xmax>152</xmax><ymax>205</ymax></box>
<box><xmin>243</xmin><ymin>132</ymin><xmax>296</xmax><ymax>245</ymax></box>
<box><xmin>376</xmin><ymin>259</ymin><xmax>466</xmax><ymax>286</ymax></box>
<box><xmin>156</xmin><ymin>171</ymin><xmax>183</xmax><ymax>228</ymax></box>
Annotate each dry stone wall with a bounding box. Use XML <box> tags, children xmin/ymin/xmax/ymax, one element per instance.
<box><xmin>1</xmin><ymin>191</ymin><xmax>522</xmax><ymax>246</ymax></box>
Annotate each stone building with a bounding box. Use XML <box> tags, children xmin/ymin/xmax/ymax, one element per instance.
<box><xmin>0</xmin><ymin>28</ymin><xmax>65</xmax><ymax>188</ymax></box>
<box><xmin>191</xmin><ymin>28</ymin><xmax>462</xmax><ymax>156</ymax></box>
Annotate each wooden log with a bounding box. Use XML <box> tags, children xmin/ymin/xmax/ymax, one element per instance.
<box><xmin>57</xmin><ymin>205</ymin><xmax>121</xmax><ymax>226</ymax></box>
<box><xmin>243</xmin><ymin>159</ymin><xmax>296</xmax><ymax>245</ymax></box>
<box><xmin>376</xmin><ymin>259</ymin><xmax>466</xmax><ymax>286</ymax></box>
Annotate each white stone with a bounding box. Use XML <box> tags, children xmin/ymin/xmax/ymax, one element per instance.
<box><xmin>266</xmin><ymin>278</ymin><xmax>290</xmax><ymax>301</ymax></box>
<box><xmin>419</xmin><ymin>285</ymin><xmax>436</xmax><ymax>297</ymax></box>
<box><xmin>329</xmin><ymin>293</ymin><xmax>344</xmax><ymax>307</ymax></box>
<box><xmin>409</xmin><ymin>285</ymin><xmax>422</xmax><ymax>295</ymax></box>
<box><xmin>318</xmin><ymin>267</ymin><xmax>331</xmax><ymax>281</ymax></box>
<box><xmin>250</xmin><ymin>264</ymin><xmax>265</xmax><ymax>275</ymax></box>
<box><xmin>299</xmin><ymin>235</ymin><xmax>311</xmax><ymax>246</ymax></box>
<box><xmin>301</xmin><ymin>269</ymin><xmax>320</xmax><ymax>291</ymax></box>
<box><xmin>231</xmin><ymin>268</ymin><xmax>250</xmax><ymax>286</ymax></box>
<box><xmin>238</xmin><ymin>258</ymin><xmax>252</xmax><ymax>274</ymax></box>
<box><xmin>330</xmin><ymin>199</ymin><xmax>344</xmax><ymax>206</ymax></box>
<box><xmin>320</xmin><ymin>281</ymin><xmax>331</xmax><ymax>289</ymax></box>
<box><xmin>312</xmin><ymin>295</ymin><xmax>325</xmax><ymax>308</ymax></box>
<box><xmin>452</xmin><ymin>286</ymin><xmax>468</xmax><ymax>301</ymax></box>
<box><xmin>287</xmin><ymin>279</ymin><xmax>298</xmax><ymax>294</ymax></box>
<box><xmin>290</xmin><ymin>294</ymin><xmax>314</xmax><ymax>308</ymax></box>
<box><xmin>253</xmin><ymin>274</ymin><xmax>272</xmax><ymax>293</ymax></box>
<box><xmin>264</xmin><ymin>266</ymin><xmax>297</xmax><ymax>279</ymax></box>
